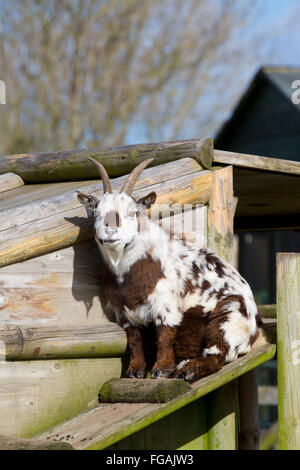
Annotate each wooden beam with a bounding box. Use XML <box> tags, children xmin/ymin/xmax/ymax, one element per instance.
<box><xmin>258</xmin><ymin>304</ymin><xmax>276</xmax><ymax>318</ymax></box>
<box><xmin>0</xmin><ymin>435</ymin><xmax>73</xmax><ymax>450</ymax></box>
<box><xmin>238</xmin><ymin>370</ymin><xmax>259</xmax><ymax>450</ymax></box>
<box><xmin>0</xmin><ymin>138</ymin><xmax>213</xmax><ymax>182</ymax></box>
<box><xmin>0</xmin><ymin>164</ymin><xmax>212</xmax><ymax>268</ymax></box>
<box><xmin>0</xmin><ymin>357</ymin><xmax>123</xmax><ymax>438</ymax></box>
<box><xmin>206</xmin><ymin>165</ymin><xmax>239</xmax><ymax>449</ymax></box>
<box><xmin>37</xmin><ymin>344</ymin><xmax>276</xmax><ymax>450</ymax></box>
<box><xmin>99</xmin><ymin>378</ymin><xmax>191</xmax><ymax>404</ymax></box>
<box><xmin>0</xmin><ymin>322</ymin><xmax>126</xmax><ymax>360</ymax></box>
<box><xmin>277</xmin><ymin>253</ymin><xmax>300</xmax><ymax>450</ymax></box>
<box><xmin>214</xmin><ymin>149</ymin><xmax>300</xmax><ymax>176</ymax></box>
<box><xmin>0</xmin><ymin>157</ymin><xmax>201</xmax><ymax>229</ymax></box>
<box><xmin>0</xmin><ymin>173</ymin><xmax>24</xmax><ymax>193</ymax></box>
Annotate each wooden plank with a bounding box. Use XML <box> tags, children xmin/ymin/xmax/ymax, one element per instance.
<box><xmin>108</xmin><ymin>399</ymin><xmax>208</xmax><ymax>450</ymax></box>
<box><xmin>0</xmin><ymin>138</ymin><xmax>213</xmax><ymax>182</ymax></box>
<box><xmin>232</xmin><ymin>169</ymin><xmax>300</xmax><ymax>218</ymax></box>
<box><xmin>258</xmin><ymin>304</ymin><xmax>276</xmax><ymax>318</ymax></box>
<box><xmin>260</xmin><ymin>421</ymin><xmax>278</xmax><ymax>450</ymax></box>
<box><xmin>277</xmin><ymin>253</ymin><xmax>300</xmax><ymax>450</ymax></box>
<box><xmin>0</xmin><ymin>240</ymin><xmax>108</xmax><ymax>324</ymax></box>
<box><xmin>258</xmin><ymin>385</ymin><xmax>278</xmax><ymax>406</ymax></box>
<box><xmin>0</xmin><ymin>435</ymin><xmax>73</xmax><ymax>450</ymax></box>
<box><xmin>0</xmin><ymin>173</ymin><xmax>24</xmax><ymax>193</ymax></box>
<box><xmin>0</xmin><ymin>322</ymin><xmax>126</xmax><ymax>360</ymax></box>
<box><xmin>36</xmin><ymin>344</ymin><xmax>276</xmax><ymax>450</ymax></box>
<box><xmin>0</xmin><ymin>168</ymin><xmax>212</xmax><ymax>268</ymax></box>
<box><xmin>206</xmin><ymin>381</ymin><xmax>239</xmax><ymax>450</ymax></box>
<box><xmin>99</xmin><ymin>378</ymin><xmax>191</xmax><ymax>404</ymax></box>
<box><xmin>206</xmin><ymin>165</ymin><xmax>239</xmax><ymax>449</ymax></box>
<box><xmin>0</xmin><ymin>357</ymin><xmax>122</xmax><ymax>438</ymax></box>
<box><xmin>214</xmin><ymin>149</ymin><xmax>300</xmax><ymax>176</ymax></box>
<box><xmin>207</xmin><ymin>166</ymin><xmax>235</xmax><ymax>264</ymax></box>
<box><xmin>261</xmin><ymin>318</ymin><xmax>277</xmax><ymax>344</ymax></box>
<box><xmin>0</xmin><ymin>157</ymin><xmax>201</xmax><ymax>229</ymax></box>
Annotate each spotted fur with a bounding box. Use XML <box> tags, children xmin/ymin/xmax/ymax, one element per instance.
<box><xmin>78</xmin><ymin>168</ymin><xmax>266</xmax><ymax>381</ymax></box>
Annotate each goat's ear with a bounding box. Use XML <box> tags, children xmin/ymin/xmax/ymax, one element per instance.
<box><xmin>137</xmin><ymin>191</ymin><xmax>157</xmax><ymax>209</ymax></box>
<box><xmin>77</xmin><ymin>192</ymin><xmax>98</xmax><ymax>210</ymax></box>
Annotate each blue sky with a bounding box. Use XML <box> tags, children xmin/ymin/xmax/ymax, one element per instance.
<box><xmin>126</xmin><ymin>0</ymin><xmax>300</xmax><ymax>144</ymax></box>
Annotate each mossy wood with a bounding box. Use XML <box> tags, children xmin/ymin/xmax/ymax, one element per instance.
<box><xmin>0</xmin><ymin>138</ymin><xmax>213</xmax><ymax>182</ymax></box>
<box><xmin>0</xmin><ymin>435</ymin><xmax>73</xmax><ymax>450</ymax></box>
<box><xmin>0</xmin><ymin>322</ymin><xmax>126</xmax><ymax>360</ymax></box>
<box><xmin>99</xmin><ymin>378</ymin><xmax>191</xmax><ymax>404</ymax></box>
<box><xmin>277</xmin><ymin>253</ymin><xmax>300</xmax><ymax>450</ymax></box>
<box><xmin>206</xmin><ymin>165</ymin><xmax>239</xmax><ymax>449</ymax></box>
<box><xmin>37</xmin><ymin>344</ymin><xmax>276</xmax><ymax>450</ymax></box>
<box><xmin>0</xmin><ymin>357</ymin><xmax>122</xmax><ymax>438</ymax></box>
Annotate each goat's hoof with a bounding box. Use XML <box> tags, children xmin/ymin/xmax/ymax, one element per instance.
<box><xmin>151</xmin><ymin>366</ymin><xmax>174</xmax><ymax>379</ymax></box>
<box><xmin>127</xmin><ymin>367</ymin><xmax>145</xmax><ymax>379</ymax></box>
<box><xmin>174</xmin><ymin>365</ymin><xmax>198</xmax><ymax>381</ymax></box>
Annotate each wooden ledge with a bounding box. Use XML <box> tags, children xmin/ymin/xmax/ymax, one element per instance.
<box><xmin>37</xmin><ymin>343</ymin><xmax>276</xmax><ymax>450</ymax></box>
<box><xmin>0</xmin><ymin>322</ymin><xmax>126</xmax><ymax>360</ymax></box>
<box><xmin>0</xmin><ymin>435</ymin><xmax>74</xmax><ymax>450</ymax></box>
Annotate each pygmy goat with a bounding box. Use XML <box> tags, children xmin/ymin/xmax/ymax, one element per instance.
<box><xmin>77</xmin><ymin>158</ymin><xmax>266</xmax><ymax>381</ymax></box>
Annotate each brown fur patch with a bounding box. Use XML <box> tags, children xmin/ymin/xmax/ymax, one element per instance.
<box><xmin>174</xmin><ymin>306</ymin><xmax>207</xmax><ymax>362</ymax></box>
<box><xmin>126</xmin><ymin>326</ymin><xmax>146</xmax><ymax>378</ymax></box>
<box><xmin>101</xmin><ymin>254</ymin><xmax>164</xmax><ymax>312</ymax></box>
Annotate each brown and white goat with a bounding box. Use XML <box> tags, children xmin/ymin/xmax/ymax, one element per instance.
<box><xmin>78</xmin><ymin>158</ymin><xmax>266</xmax><ymax>381</ymax></box>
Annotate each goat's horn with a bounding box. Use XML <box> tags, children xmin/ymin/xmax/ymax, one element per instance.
<box><xmin>88</xmin><ymin>158</ymin><xmax>112</xmax><ymax>194</ymax></box>
<box><xmin>121</xmin><ymin>158</ymin><xmax>154</xmax><ymax>195</ymax></box>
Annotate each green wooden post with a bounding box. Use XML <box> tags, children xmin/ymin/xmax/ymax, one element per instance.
<box><xmin>206</xmin><ymin>166</ymin><xmax>239</xmax><ymax>449</ymax></box>
<box><xmin>277</xmin><ymin>253</ymin><xmax>300</xmax><ymax>450</ymax></box>
<box><xmin>206</xmin><ymin>381</ymin><xmax>239</xmax><ymax>450</ymax></box>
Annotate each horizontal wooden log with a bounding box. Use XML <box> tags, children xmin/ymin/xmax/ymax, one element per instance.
<box><xmin>0</xmin><ymin>173</ymin><xmax>24</xmax><ymax>193</ymax></box>
<box><xmin>258</xmin><ymin>304</ymin><xmax>276</xmax><ymax>318</ymax></box>
<box><xmin>0</xmin><ymin>357</ymin><xmax>122</xmax><ymax>437</ymax></box>
<box><xmin>38</xmin><ymin>344</ymin><xmax>276</xmax><ymax>450</ymax></box>
<box><xmin>0</xmin><ymin>322</ymin><xmax>126</xmax><ymax>360</ymax></box>
<box><xmin>0</xmin><ymin>435</ymin><xmax>73</xmax><ymax>450</ymax></box>
<box><xmin>0</xmin><ymin>167</ymin><xmax>212</xmax><ymax>267</ymax></box>
<box><xmin>214</xmin><ymin>149</ymin><xmax>300</xmax><ymax>176</ymax></box>
<box><xmin>99</xmin><ymin>379</ymin><xmax>191</xmax><ymax>404</ymax></box>
<box><xmin>0</xmin><ymin>138</ymin><xmax>213</xmax><ymax>183</ymax></box>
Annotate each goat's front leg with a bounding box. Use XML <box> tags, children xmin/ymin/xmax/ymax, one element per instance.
<box><xmin>125</xmin><ymin>326</ymin><xmax>146</xmax><ymax>379</ymax></box>
<box><xmin>151</xmin><ymin>324</ymin><xmax>176</xmax><ymax>378</ymax></box>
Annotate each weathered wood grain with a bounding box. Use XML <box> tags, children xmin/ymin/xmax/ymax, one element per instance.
<box><xmin>214</xmin><ymin>149</ymin><xmax>300</xmax><ymax>176</ymax></box>
<box><xmin>36</xmin><ymin>344</ymin><xmax>276</xmax><ymax>449</ymax></box>
<box><xmin>0</xmin><ymin>138</ymin><xmax>213</xmax><ymax>182</ymax></box>
<box><xmin>277</xmin><ymin>253</ymin><xmax>300</xmax><ymax>450</ymax></box>
<box><xmin>0</xmin><ymin>157</ymin><xmax>201</xmax><ymax>230</ymax></box>
<box><xmin>0</xmin><ymin>435</ymin><xmax>74</xmax><ymax>450</ymax></box>
<box><xmin>258</xmin><ymin>304</ymin><xmax>276</xmax><ymax>318</ymax></box>
<box><xmin>0</xmin><ymin>173</ymin><xmax>24</xmax><ymax>193</ymax></box>
<box><xmin>0</xmin><ymin>322</ymin><xmax>126</xmax><ymax>360</ymax></box>
<box><xmin>0</xmin><ymin>357</ymin><xmax>122</xmax><ymax>438</ymax></box>
<box><xmin>99</xmin><ymin>378</ymin><xmax>191</xmax><ymax>404</ymax></box>
<box><xmin>0</xmin><ymin>167</ymin><xmax>212</xmax><ymax>268</ymax></box>
<box><xmin>207</xmin><ymin>166</ymin><xmax>235</xmax><ymax>264</ymax></box>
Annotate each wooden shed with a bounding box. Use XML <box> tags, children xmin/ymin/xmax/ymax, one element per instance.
<box><xmin>215</xmin><ymin>66</ymin><xmax>300</xmax><ymax>304</ymax></box>
<box><xmin>0</xmin><ymin>137</ymin><xmax>299</xmax><ymax>450</ymax></box>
